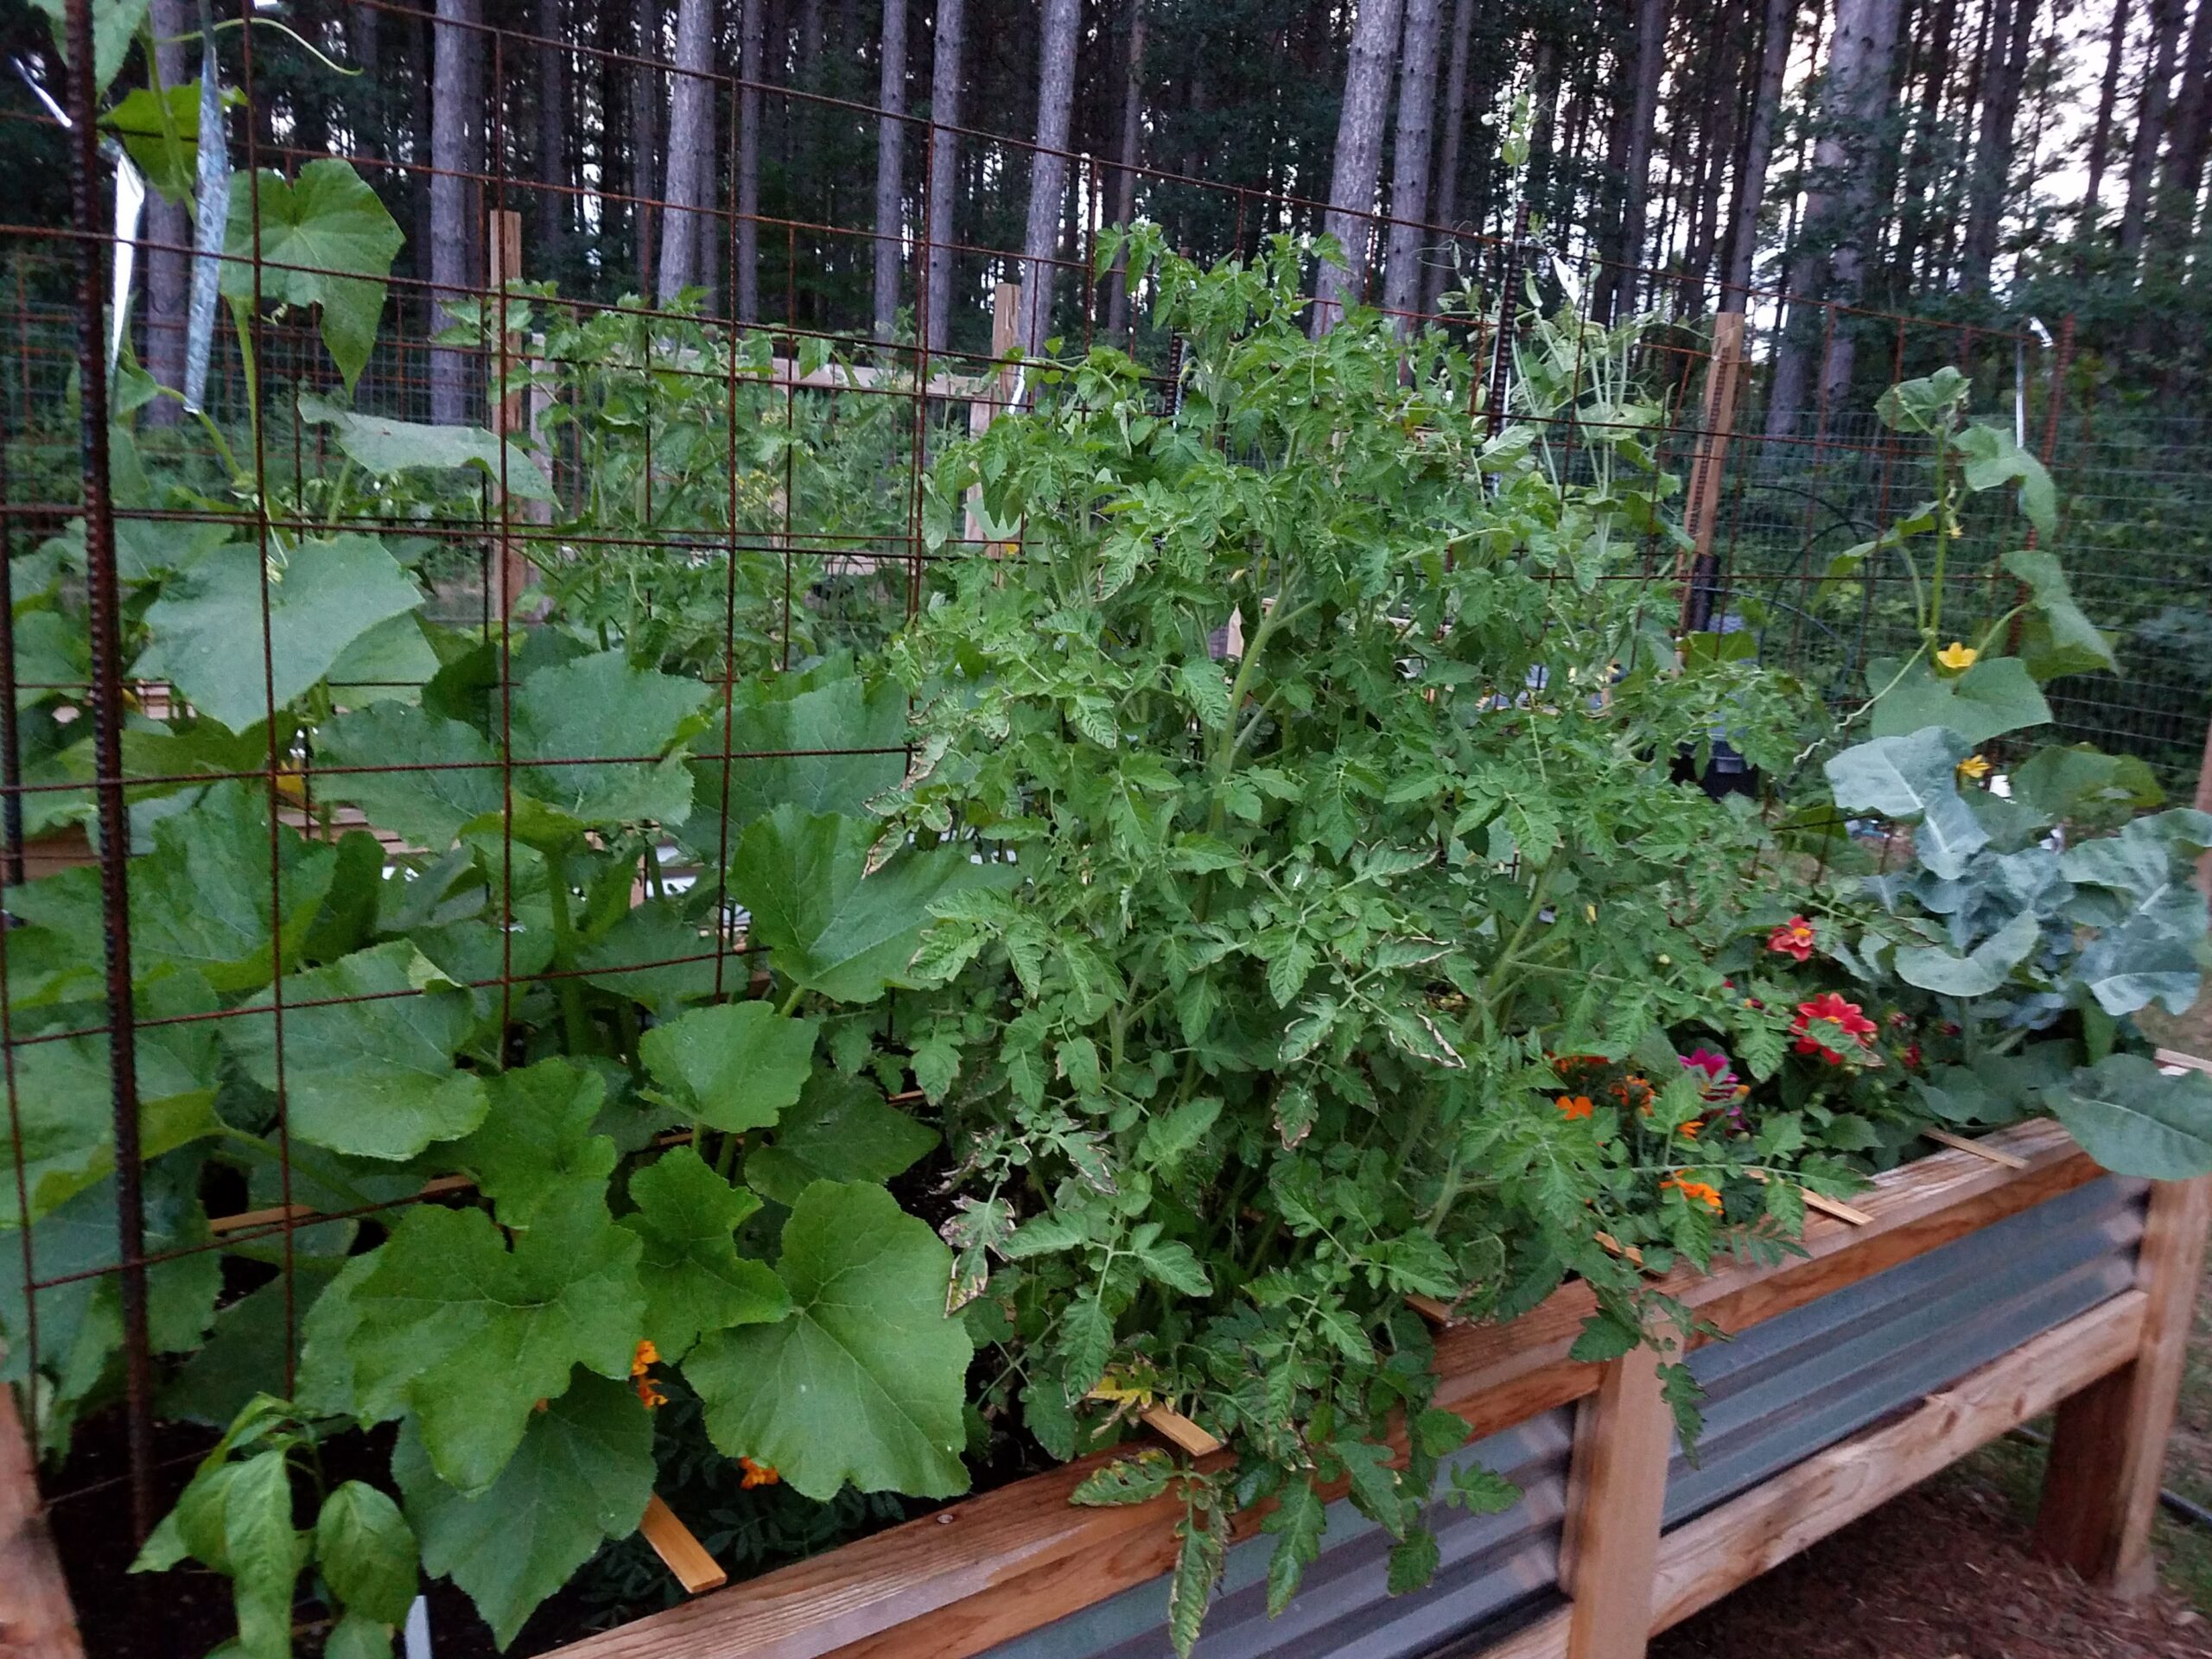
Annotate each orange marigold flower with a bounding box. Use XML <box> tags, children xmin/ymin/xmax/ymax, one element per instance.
<box><xmin>740</xmin><ymin>1457</ymin><xmax>781</xmax><ymax>1489</ymax></box>
<box><xmin>1766</xmin><ymin>915</ymin><xmax>1818</xmax><ymax>963</ymax></box>
<box><xmin>1661</xmin><ymin>1173</ymin><xmax>1723</xmax><ymax>1213</ymax></box>
<box><xmin>1677</xmin><ymin>1119</ymin><xmax>1705</xmax><ymax>1139</ymax></box>
<box><xmin>635</xmin><ymin>1376</ymin><xmax>669</xmax><ymax>1410</ymax></box>
<box><xmin>631</xmin><ymin>1339</ymin><xmax>661</xmax><ymax>1377</ymax></box>
<box><xmin>1556</xmin><ymin>1094</ymin><xmax>1595</xmax><ymax>1121</ymax></box>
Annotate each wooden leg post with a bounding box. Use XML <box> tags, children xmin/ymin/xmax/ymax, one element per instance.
<box><xmin>2031</xmin><ymin>1172</ymin><xmax>2212</xmax><ymax>1599</ymax></box>
<box><xmin>1560</xmin><ymin>1345</ymin><xmax>1673</xmax><ymax>1659</ymax></box>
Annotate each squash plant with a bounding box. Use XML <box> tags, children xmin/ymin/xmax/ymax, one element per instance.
<box><xmin>3</xmin><ymin>61</ymin><xmax>990</xmax><ymax>1659</ymax></box>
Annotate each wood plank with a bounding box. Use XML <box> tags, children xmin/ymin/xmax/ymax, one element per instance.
<box><xmin>1922</xmin><ymin>1128</ymin><xmax>2029</xmax><ymax>1169</ymax></box>
<box><xmin>638</xmin><ymin>1495</ymin><xmax>728</xmax><ymax>1596</ymax></box>
<box><xmin>1650</xmin><ymin>1288</ymin><xmax>2146</xmax><ymax>1631</ymax></box>
<box><xmin>543</xmin><ymin>1121</ymin><xmax>2099</xmax><ymax>1659</ymax></box>
<box><xmin>0</xmin><ymin>1389</ymin><xmax>88</xmax><ymax>1659</ymax></box>
<box><xmin>1138</xmin><ymin>1405</ymin><xmax>1224</xmax><ymax>1458</ymax></box>
<box><xmin>1560</xmin><ymin>1349</ymin><xmax>1671</xmax><ymax>1659</ymax></box>
<box><xmin>2031</xmin><ymin>1173</ymin><xmax>2212</xmax><ymax>1599</ymax></box>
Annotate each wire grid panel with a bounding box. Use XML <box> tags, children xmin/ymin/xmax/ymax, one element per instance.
<box><xmin>0</xmin><ymin>0</ymin><xmax>2201</xmax><ymax>1612</ymax></box>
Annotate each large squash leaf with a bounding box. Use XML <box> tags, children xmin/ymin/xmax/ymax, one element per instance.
<box><xmin>496</xmin><ymin>652</ymin><xmax>713</xmax><ymax>841</ymax></box>
<box><xmin>731</xmin><ymin>805</ymin><xmax>1014</xmax><ymax>1002</ymax></box>
<box><xmin>638</xmin><ymin>1001</ymin><xmax>817</xmax><ymax>1134</ymax></box>
<box><xmin>394</xmin><ymin>1372</ymin><xmax>652</xmax><ymax>1649</ymax></box>
<box><xmin>1825</xmin><ymin>728</ymin><xmax>1987</xmax><ymax>880</ymax></box>
<box><xmin>744</xmin><ymin>1073</ymin><xmax>939</xmax><ymax>1208</ymax></box>
<box><xmin>319</xmin><ymin>702</ymin><xmax>505</xmax><ymax>851</ymax></box>
<box><xmin>619</xmin><ymin>1146</ymin><xmax>789</xmax><ymax>1359</ymax></box>
<box><xmin>348</xmin><ymin>1187</ymin><xmax>645</xmax><ymax>1494</ymax></box>
<box><xmin>684</xmin><ymin>1180</ymin><xmax>971</xmax><ymax>1500</ymax></box>
<box><xmin>223</xmin><ymin>941</ymin><xmax>490</xmax><ymax>1161</ymax></box>
<box><xmin>299</xmin><ymin>394</ymin><xmax>554</xmax><ymax>503</ymax></box>
<box><xmin>135</xmin><ymin>536</ymin><xmax>423</xmax><ymax>732</ymax></box>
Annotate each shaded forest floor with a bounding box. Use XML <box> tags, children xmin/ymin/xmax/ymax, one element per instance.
<box><xmin>1652</xmin><ymin>1007</ymin><xmax>2212</xmax><ymax>1658</ymax></box>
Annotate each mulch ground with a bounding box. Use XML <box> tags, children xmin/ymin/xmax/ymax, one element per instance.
<box><xmin>1649</xmin><ymin>1461</ymin><xmax>2212</xmax><ymax>1659</ymax></box>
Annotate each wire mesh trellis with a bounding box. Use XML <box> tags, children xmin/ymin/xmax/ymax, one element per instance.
<box><xmin>0</xmin><ymin>0</ymin><xmax>2208</xmax><ymax>1649</ymax></box>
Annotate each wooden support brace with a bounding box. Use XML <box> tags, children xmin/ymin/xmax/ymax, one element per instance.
<box><xmin>2031</xmin><ymin>1171</ymin><xmax>2212</xmax><ymax>1599</ymax></box>
<box><xmin>1922</xmin><ymin>1128</ymin><xmax>2030</xmax><ymax>1170</ymax></box>
<box><xmin>1559</xmin><ymin>1346</ymin><xmax>1672</xmax><ymax>1659</ymax></box>
<box><xmin>1745</xmin><ymin>1168</ymin><xmax>1872</xmax><ymax>1225</ymax></box>
<box><xmin>1406</xmin><ymin>1293</ymin><xmax>1461</xmax><ymax>1327</ymax></box>
<box><xmin>639</xmin><ymin>1494</ymin><xmax>728</xmax><ymax>1595</ymax></box>
<box><xmin>1138</xmin><ymin>1405</ymin><xmax>1224</xmax><ymax>1459</ymax></box>
<box><xmin>486</xmin><ymin>207</ymin><xmax>543</xmax><ymax>617</ymax></box>
<box><xmin>1675</xmin><ymin>311</ymin><xmax>1747</xmax><ymax>629</ymax></box>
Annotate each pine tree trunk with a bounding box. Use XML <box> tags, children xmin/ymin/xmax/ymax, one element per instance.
<box><xmin>1605</xmin><ymin>0</ymin><xmax>1669</xmax><ymax>316</ymax></box>
<box><xmin>538</xmin><ymin>0</ymin><xmax>569</xmax><ymax>276</ymax></box>
<box><xmin>431</xmin><ymin>0</ymin><xmax>482</xmax><ymax>426</ymax></box>
<box><xmin>1891</xmin><ymin>0</ymin><xmax>1955</xmax><ymax>289</ymax></box>
<box><xmin>2121</xmin><ymin>0</ymin><xmax>2186</xmax><ymax>257</ymax></box>
<box><xmin>1721</xmin><ymin>0</ymin><xmax>1794</xmax><ymax>308</ymax></box>
<box><xmin>659</xmin><ymin>0</ymin><xmax>715</xmax><ymax>300</ymax></box>
<box><xmin>2081</xmin><ymin>0</ymin><xmax>2134</xmax><ymax>245</ymax></box>
<box><xmin>1380</xmin><ymin>0</ymin><xmax>1446</xmax><ymax>327</ymax></box>
<box><xmin>1959</xmin><ymin>0</ymin><xmax>2037</xmax><ymax>292</ymax></box>
<box><xmin>873</xmin><ymin>0</ymin><xmax>908</xmax><ymax>337</ymax></box>
<box><xmin>1313</xmin><ymin>0</ymin><xmax>1408</xmax><ymax>334</ymax></box>
<box><xmin>1525</xmin><ymin>37</ymin><xmax>1560</xmax><ymax>217</ymax></box>
<box><xmin>142</xmin><ymin>0</ymin><xmax>191</xmax><ymax>420</ymax></box>
<box><xmin>349</xmin><ymin>0</ymin><xmax>382</xmax><ymax>160</ymax></box>
<box><xmin>2152</xmin><ymin>0</ymin><xmax>2212</xmax><ymax>251</ymax></box>
<box><xmin>738</xmin><ymin>0</ymin><xmax>765</xmax><ymax>320</ymax></box>
<box><xmin>633</xmin><ymin>0</ymin><xmax>662</xmax><ymax>292</ymax></box>
<box><xmin>1105</xmin><ymin>0</ymin><xmax>1147</xmax><ymax>338</ymax></box>
<box><xmin>923</xmin><ymin>0</ymin><xmax>966</xmax><ymax>353</ymax></box>
<box><xmin>1419</xmin><ymin>0</ymin><xmax>1477</xmax><ymax>314</ymax></box>
<box><xmin>1815</xmin><ymin>0</ymin><xmax>1906</xmax><ymax>410</ymax></box>
<box><xmin>1017</xmin><ymin>0</ymin><xmax>1083</xmax><ymax>357</ymax></box>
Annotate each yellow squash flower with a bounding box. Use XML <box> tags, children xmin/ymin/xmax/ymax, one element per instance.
<box><xmin>1935</xmin><ymin>641</ymin><xmax>1978</xmax><ymax>671</ymax></box>
<box><xmin>1958</xmin><ymin>753</ymin><xmax>1992</xmax><ymax>781</ymax></box>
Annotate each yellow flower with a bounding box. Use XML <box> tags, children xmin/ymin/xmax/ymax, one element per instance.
<box><xmin>1957</xmin><ymin>753</ymin><xmax>1991</xmax><ymax>781</ymax></box>
<box><xmin>1935</xmin><ymin>641</ymin><xmax>1978</xmax><ymax>671</ymax></box>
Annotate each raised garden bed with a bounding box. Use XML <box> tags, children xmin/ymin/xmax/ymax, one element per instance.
<box><xmin>152</xmin><ymin>1116</ymin><xmax>2169</xmax><ymax>1659</ymax></box>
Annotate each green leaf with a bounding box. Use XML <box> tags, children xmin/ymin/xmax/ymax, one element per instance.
<box><xmin>320</xmin><ymin>703</ymin><xmax>502</xmax><ymax>850</ymax></box>
<box><xmin>1867</xmin><ymin>657</ymin><xmax>2051</xmax><ymax>747</ymax></box>
<box><xmin>501</xmin><ymin>651</ymin><xmax>711</xmax><ymax>836</ymax></box>
<box><xmin>677</xmin><ymin>666</ymin><xmax>908</xmax><ymax>862</ymax></box>
<box><xmin>1892</xmin><ymin>908</ymin><xmax>2040</xmax><ymax>996</ymax></box>
<box><xmin>1335</xmin><ymin>1439</ymin><xmax>1405</xmax><ymax>1537</ymax></box>
<box><xmin>1070</xmin><ymin>1448</ymin><xmax>1176</xmax><ymax>1507</ymax></box>
<box><xmin>162</xmin><ymin>1260</ymin><xmax>346</xmax><ymax>1427</ymax></box>
<box><xmin>3</xmin><ymin>973</ymin><xmax>221</xmax><ymax>1225</ymax></box>
<box><xmin>1825</xmin><ymin>728</ymin><xmax>1987</xmax><ymax>880</ymax></box>
<box><xmin>685</xmin><ymin>1180</ymin><xmax>973</xmax><ymax>1500</ymax></box>
<box><xmin>134</xmin><ymin>535</ymin><xmax>423</xmax><ymax>731</ymax></box>
<box><xmin>1167</xmin><ymin>1497</ymin><xmax>1229</xmax><ymax>1659</ymax></box>
<box><xmin>298</xmin><ymin>393</ymin><xmax>555</xmax><ymax>501</ymax></box>
<box><xmin>223</xmin><ymin>162</ymin><xmax>403</xmax><ymax>389</ymax></box>
<box><xmin>348</xmin><ymin>1186</ymin><xmax>645</xmax><ymax>1493</ymax></box>
<box><xmin>440</xmin><ymin>1059</ymin><xmax>616</xmax><ymax>1227</ymax></box>
<box><xmin>324</xmin><ymin>1611</ymin><xmax>397</xmax><ymax>1659</ymax></box>
<box><xmin>1131</xmin><ymin>1225</ymin><xmax>1213</xmax><ymax>1296</ymax></box>
<box><xmin>1952</xmin><ymin>423</ymin><xmax>2056</xmax><ymax>536</ymax></box>
<box><xmin>2011</xmin><ymin>745</ymin><xmax>2163</xmax><ymax>829</ymax></box>
<box><xmin>2047</xmin><ymin>1055</ymin><xmax>2212</xmax><ymax>1179</ymax></box>
<box><xmin>316</xmin><ymin>1481</ymin><xmax>419</xmax><ymax>1626</ymax></box>
<box><xmin>1138</xmin><ymin>1095</ymin><xmax>1222</xmax><ymax>1167</ymax></box>
<box><xmin>1447</xmin><ymin>1463</ymin><xmax>1523</xmax><ymax>1514</ymax></box>
<box><xmin>1387</xmin><ymin>1527</ymin><xmax>1441</xmax><ymax>1595</ymax></box>
<box><xmin>1262</xmin><ymin>1475</ymin><xmax>1325</xmax><ymax>1617</ymax></box>
<box><xmin>27</xmin><ymin>0</ymin><xmax>148</xmax><ymax>100</ymax></box>
<box><xmin>620</xmin><ymin>1146</ymin><xmax>790</xmax><ymax>1360</ymax></box>
<box><xmin>223</xmin><ymin>1448</ymin><xmax>309</xmax><ymax>1659</ymax></box>
<box><xmin>225</xmin><ymin>942</ymin><xmax>491</xmax><ymax>1161</ymax></box>
<box><xmin>731</xmin><ymin>805</ymin><xmax>1015</xmax><ymax>1003</ymax></box>
<box><xmin>577</xmin><ymin>898</ymin><xmax>721</xmax><ymax>1009</ymax></box>
<box><xmin>1414</xmin><ymin>1408</ymin><xmax>1473</xmax><ymax>1459</ymax></box>
<box><xmin>327</xmin><ymin>611</ymin><xmax>442</xmax><ymax>705</ymax></box>
<box><xmin>396</xmin><ymin>1372</ymin><xmax>653</xmax><ymax>1649</ymax></box>
<box><xmin>744</xmin><ymin>1072</ymin><xmax>939</xmax><ymax>1208</ymax></box>
<box><xmin>2001</xmin><ymin>550</ymin><xmax>2116</xmax><ymax>677</ymax></box>
<box><xmin>639</xmin><ymin>1001</ymin><xmax>819</xmax><ymax>1134</ymax></box>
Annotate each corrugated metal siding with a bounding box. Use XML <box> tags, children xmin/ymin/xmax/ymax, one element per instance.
<box><xmin>983</xmin><ymin>1411</ymin><xmax>1573</xmax><ymax>1659</ymax></box>
<box><xmin>982</xmin><ymin>1173</ymin><xmax>2144</xmax><ymax>1659</ymax></box>
<box><xmin>1663</xmin><ymin>1173</ymin><xmax>2145</xmax><ymax>1526</ymax></box>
